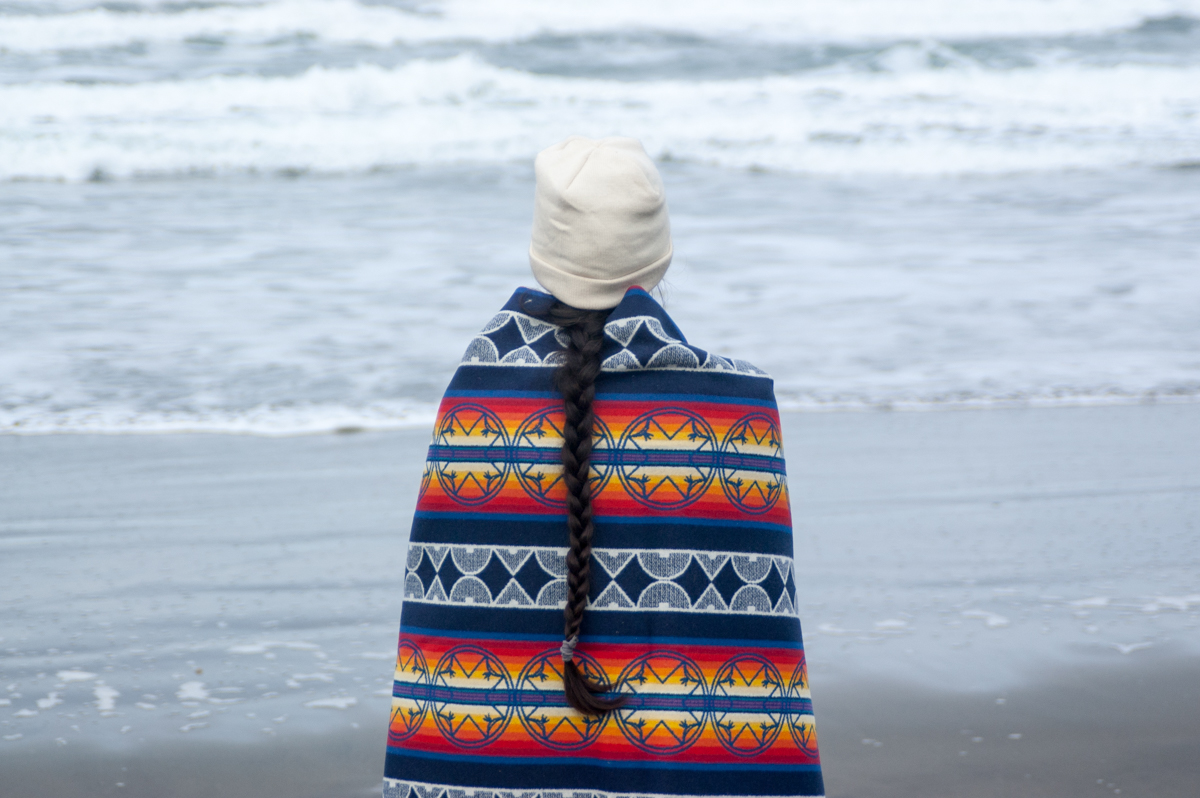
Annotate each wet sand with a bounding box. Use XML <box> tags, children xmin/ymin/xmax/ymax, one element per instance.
<box><xmin>2</xmin><ymin>403</ymin><xmax>1198</xmax><ymax>797</ymax></box>
<box><xmin>2</xmin><ymin>654</ymin><xmax>1197</xmax><ymax>798</ymax></box>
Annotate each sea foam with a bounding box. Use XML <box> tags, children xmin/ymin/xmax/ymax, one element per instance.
<box><xmin>4</xmin><ymin>0</ymin><xmax>1199</xmax><ymax>52</ymax></box>
<box><xmin>3</xmin><ymin>54</ymin><xmax>1198</xmax><ymax>181</ymax></box>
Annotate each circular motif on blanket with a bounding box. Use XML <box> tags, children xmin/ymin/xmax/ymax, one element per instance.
<box><xmin>616</xmin><ymin>408</ymin><xmax>717</xmax><ymax>510</ymax></box>
<box><xmin>387</xmin><ymin>640</ymin><xmax>430</xmax><ymax>744</ymax></box>
<box><xmin>417</xmin><ymin>459</ymin><xmax>433</xmax><ymax>500</ymax></box>
<box><xmin>711</xmin><ymin>654</ymin><xmax>784</xmax><ymax>757</ymax></box>
<box><xmin>516</xmin><ymin>649</ymin><xmax>612</xmax><ymax>750</ymax></box>
<box><xmin>433</xmin><ymin>403</ymin><xmax>511</xmax><ymax>506</ymax></box>
<box><xmin>719</xmin><ymin>413</ymin><xmax>784</xmax><ymax>515</ymax></box>
<box><xmin>786</xmin><ymin>657</ymin><xmax>818</xmax><ymax>754</ymax></box>
<box><xmin>431</xmin><ymin>644</ymin><xmax>514</xmax><ymax>749</ymax></box>
<box><xmin>614</xmin><ymin>650</ymin><xmax>708</xmax><ymax>754</ymax></box>
<box><xmin>512</xmin><ymin>409</ymin><xmax>615</xmax><ymax>508</ymax></box>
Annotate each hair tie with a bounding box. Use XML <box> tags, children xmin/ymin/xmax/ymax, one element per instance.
<box><xmin>560</xmin><ymin>636</ymin><xmax>579</xmax><ymax>663</ymax></box>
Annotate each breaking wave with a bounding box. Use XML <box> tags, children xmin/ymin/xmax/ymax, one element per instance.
<box><xmin>3</xmin><ymin>53</ymin><xmax>1198</xmax><ymax>181</ymax></box>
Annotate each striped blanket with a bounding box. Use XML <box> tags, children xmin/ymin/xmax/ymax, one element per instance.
<box><xmin>384</xmin><ymin>287</ymin><xmax>823</xmax><ymax>798</ymax></box>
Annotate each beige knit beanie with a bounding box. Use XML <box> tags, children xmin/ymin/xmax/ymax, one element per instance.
<box><xmin>529</xmin><ymin>136</ymin><xmax>673</xmax><ymax>310</ymax></box>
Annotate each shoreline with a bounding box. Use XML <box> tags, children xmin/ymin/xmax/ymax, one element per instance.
<box><xmin>4</xmin><ymin>391</ymin><xmax>1200</xmax><ymax>438</ymax></box>
<box><xmin>1</xmin><ymin>653</ymin><xmax>1196</xmax><ymax>798</ymax></box>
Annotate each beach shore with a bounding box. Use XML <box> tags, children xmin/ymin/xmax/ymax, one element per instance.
<box><xmin>3</xmin><ymin>656</ymin><xmax>1196</xmax><ymax>798</ymax></box>
<box><xmin>2</xmin><ymin>403</ymin><xmax>1198</xmax><ymax>797</ymax></box>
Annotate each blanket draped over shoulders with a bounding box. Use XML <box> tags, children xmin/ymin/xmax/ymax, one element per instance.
<box><xmin>384</xmin><ymin>286</ymin><xmax>824</xmax><ymax>798</ymax></box>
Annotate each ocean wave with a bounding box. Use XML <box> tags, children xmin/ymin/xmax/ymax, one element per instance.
<box><xmin>2</xmin><ymin>54</ymin><xmax>1198</xmax><ymax>180</ymax></box>
<box><xmin>4</xmin><ymin>390</ymin><xmax>1198</xmax><ymax>435</ymax></box>
<box><xmin>774</xmin><ymin>387</ymin><xmax>1200</xmax><ymax>413</ymax></box>
<box><xmin>0</xmin><ymin>401</ymin><xmax>440</xmax><ymax>436</ymax></box>
<box><xmin>7</xmin><ymin>28</ymin><xmax>1200</xmax><ymax>89</ymax></box>
<box><xmin>3</xmin><ymin>0</ymin><xmax>1200</xmax><ymax>53</ymax></box>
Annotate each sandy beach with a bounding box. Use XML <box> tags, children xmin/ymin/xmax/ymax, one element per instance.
<box><xmin>3</xmin><ymin>402</ymin><xmax>1198</xmax><ymax>797</ymax></box>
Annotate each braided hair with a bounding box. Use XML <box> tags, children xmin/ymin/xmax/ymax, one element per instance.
<box><xmin>545</xmin><ymin>300</ymin><xmax>629</xmax><ymax>716</ymax></box>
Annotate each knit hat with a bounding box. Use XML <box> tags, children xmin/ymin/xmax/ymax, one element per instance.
<box><xmin>529</xmin><ymin>136</ymin><xmax>673</xmax><ymax>310</ymax></box>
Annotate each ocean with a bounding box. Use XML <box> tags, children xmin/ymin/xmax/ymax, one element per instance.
<box><xmin>2</xmin><ymin>0</ymin><xmax>1199</xmax><ymax>434</ymax></box>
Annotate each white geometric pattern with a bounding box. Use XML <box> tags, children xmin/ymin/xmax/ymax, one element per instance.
<box><xmin>601</xmin><ymin>315</ymin><xmax>768</xmax><ymax>375</ymax></box>
<box><xmin>404</xmin><ymin>543</ymin><xmax>798</xmax><ymax>617</ymax></box>
<box><xmin>461</xmin><ymin>311</ymin><xmax>569</xmax><ymax>367</ymax></box>
<box><xmin>460</xmin><ymin>310</ymin><xmax>769</xmax><ymax>377</ymax></box>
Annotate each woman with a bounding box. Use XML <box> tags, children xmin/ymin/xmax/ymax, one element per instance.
<box><xmin>384</xmin><ymin>136</ymin><xmax>824</xmax><ymax>798</ymax></box>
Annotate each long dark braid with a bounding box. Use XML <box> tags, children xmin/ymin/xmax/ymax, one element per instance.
<box><xmin>545</xmin><ymin>300</ymin><xmax>628</xmax><ymax>716</ymax></box>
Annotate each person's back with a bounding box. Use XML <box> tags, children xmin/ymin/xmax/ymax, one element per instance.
<box><xmin>384</xmin><ymin>136</ymin><xmax>824</xmax><ymax>798</ymax></box>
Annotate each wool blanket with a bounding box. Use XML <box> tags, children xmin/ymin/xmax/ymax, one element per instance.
<box><xmin>384</xmin><ymin>287</ymin><xmax>824</xmax><ymax>798</ymax></box>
